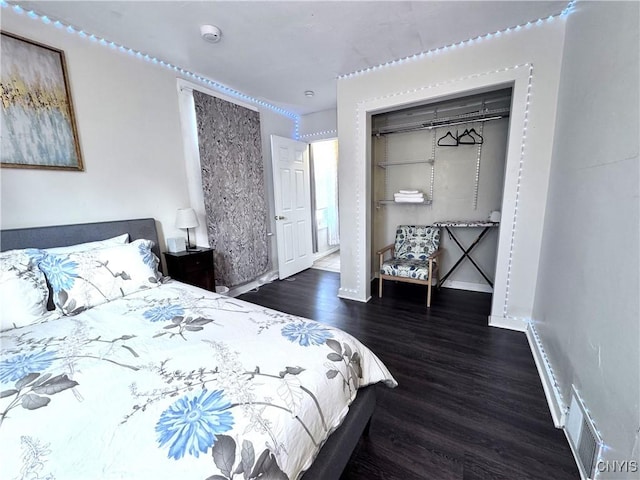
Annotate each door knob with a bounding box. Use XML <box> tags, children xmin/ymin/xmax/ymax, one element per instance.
<box><xmin>275</xmin><ymin>215</ymin><xmax>286</xmax><ymax>220</ymax></box>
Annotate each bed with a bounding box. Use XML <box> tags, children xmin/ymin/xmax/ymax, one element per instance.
<box><xmin>0</xmin><ymin>218</ymin><xmax>397</xmax><ymax>480</ymax></box>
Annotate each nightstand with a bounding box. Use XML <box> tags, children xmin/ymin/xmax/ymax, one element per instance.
<box><xmin>164</xmin><ymin>248</ymin><xmax>215</xmax><ymax>291</ymax></box>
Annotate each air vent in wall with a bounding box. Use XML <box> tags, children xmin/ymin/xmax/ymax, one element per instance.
<box><xmin>565</xmin><ymin>385</ymin><xmax>602</xmax><ymax>479</ymax></box>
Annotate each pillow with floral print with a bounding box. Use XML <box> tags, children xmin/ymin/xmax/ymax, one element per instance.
<box><xmin>0</xmin><ymin>249</ymin><xmax>56</xmax><ymax>331</ymax></box>
<box><xmin>44</xmin><ymin>233</ymin><xmax>129</xmax><ymax>254</ymax></box>
<box><xmin>38</xmin><ymin>239</ymin><xmax>162</xmax><ymax>316</ymax></box>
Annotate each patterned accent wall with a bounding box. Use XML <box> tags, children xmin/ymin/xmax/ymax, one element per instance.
<box><xmin>193</xmin><ymin>91</ymin><xmax>269</xmax><ymax>287</ymax></box>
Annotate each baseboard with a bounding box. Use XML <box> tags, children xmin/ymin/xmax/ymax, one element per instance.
<box><xmin>488</xmin><ymin>314</ymin><xmax>527</xmax><ymax>332</ymax></box>
<box><xmin>338</xmin><ymin>288</ymin><xmax>368</xmax><ymax>302</ymax></box>
<box><xmin>525</xmin><ymin>321</ymin><xmax>566</xmax><ymax>428</ymax></box>
<box><xmin>313</xmin><ymin>246</ymin><xmax>339</xmax><ymax>261</ymax></box>
<box><xmin>441</xmin><ymin>279</ymin><xmax>493</xmax><ymax>293</ymax></box>
<box><xmin>227</xmin><ymin>270</ymin><xmax>279</xmax><ymax>297</ymax></box>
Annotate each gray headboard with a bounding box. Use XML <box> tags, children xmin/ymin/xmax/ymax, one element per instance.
<box><xmin>0</xmin><ymin>218</ymin><xmax>162</xmax><ymax>268</ymax></box>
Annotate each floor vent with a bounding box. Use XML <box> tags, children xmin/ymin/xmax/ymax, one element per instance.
<box><xmin>565</xmin><ymin>385</ymin><xmax>602</xmax><ymax>479</ymax></box>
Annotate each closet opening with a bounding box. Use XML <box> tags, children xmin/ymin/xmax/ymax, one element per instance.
<box><xmin>310</xmin><ymin>138</ymin><xmax>340</xmax><ymax>273</ymax></box>
<box><xmin>371</xmin><ymin>87</ymin><xmax>512</xmax><ymax>301</ymax></box>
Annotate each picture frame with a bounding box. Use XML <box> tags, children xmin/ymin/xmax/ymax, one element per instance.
<box><xmin>1</xmin><ymin>31</ymin><xmax>84</xmax><ymax>171</ymax></box>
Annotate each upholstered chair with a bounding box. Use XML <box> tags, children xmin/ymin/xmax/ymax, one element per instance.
<box><xmin>377</xmin><ymin>225</ymin><xmax>442</xmax><ymax>308</ymax></box>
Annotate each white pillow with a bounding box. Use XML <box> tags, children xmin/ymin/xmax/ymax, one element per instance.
<box><xmin>45</xmin><ymin>233</ymin><xmax>129</xmax><ymax>254</ymax></box>
<box><xmin>38</xmin><ymin>239</ymin><xmax>161</xmax><ymax>316</ymax></box>
<box><xmin>0</xmin><ymin>249</ymin><xmax>51</xmax><ymax>331</ymax></box>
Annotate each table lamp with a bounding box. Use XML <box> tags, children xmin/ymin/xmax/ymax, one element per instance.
<box><xmin>175</xmin><ymin>208</ymin><xmax>199</xmax><ymax>250</ymax></box>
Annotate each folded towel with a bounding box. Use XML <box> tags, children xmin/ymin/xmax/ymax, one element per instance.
<box><xmin>394</xmin><ymin>192</ymin><xmax>424</xmax><ymax>199</ymax></box>
<box><xmin>394</xmin><ymin>197</ymin><xmax>425</xmax><ymax>203</ymax></box>
<box><xmin>398</xmin><ymin>189</ymin><xmax>421</xmax><ymax>194</ymax></box>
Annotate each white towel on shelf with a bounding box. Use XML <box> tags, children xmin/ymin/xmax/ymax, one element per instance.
<box><xmin>398</xmin><ymin>189</ymin><xmax>420</xmax><ymax>195</ymax></box>
<box><xmin>394</xmin><ymin>192</ymin><xmax>424</xmax><ymax>199</ymax></box>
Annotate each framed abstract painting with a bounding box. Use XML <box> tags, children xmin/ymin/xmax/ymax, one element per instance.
<box><xmin>0</xmin><ymin>32</ymin><xmax>83</xmax><ymax>171</ymax></box>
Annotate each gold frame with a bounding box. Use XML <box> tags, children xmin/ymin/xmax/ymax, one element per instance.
<box><xmin>0</xmin><ymin>31</ymin><xmax>83</xmax><ymax>171</ymax></box>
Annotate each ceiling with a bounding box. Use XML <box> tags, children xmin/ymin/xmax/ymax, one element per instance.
<box><xmin>13</xmin><ymin>1</ymin><xmax>568</xmax><ymax>116</ymax></box>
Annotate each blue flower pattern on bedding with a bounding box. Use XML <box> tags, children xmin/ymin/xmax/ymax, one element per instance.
<box><xmin>281</xmin><ymin>322</ymin><xmax>333</xmax><ymax>346</ymax></box>
<box><xmin>139</xmin><ymin>242</ymin><xmax>157</xmax><ymax>271</ymax></box>
<box><xmin>37</xmin><ymin>255</ymin><xmax>78</xmax><ymax>293</ymax></box>
<box><xmin>156</xmin><ymin>389</ymin><xmax>234</xmax><ymax>460</ymax></box>
<box><xmin>143</xmin><ymin>304</ymin><xmax>185</xmax><ymax>322</ymax></box>
<box><xmin>0</xmin><ymin>281</ymin><xmax>397</xmax><ymax>479</ymax></box>
<box><xmin>0</xmin><ymin>351</ymin><xmax>56</xmax><ymax>383</ymax></box>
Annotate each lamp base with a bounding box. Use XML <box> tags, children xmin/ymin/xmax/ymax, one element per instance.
<box><xmin>184</xmin><ymin>229</ymin><xmax>199</xmax><ymax>251</ymax></box>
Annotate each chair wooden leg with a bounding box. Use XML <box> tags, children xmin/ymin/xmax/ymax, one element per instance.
<box><xmin>427</xmin><ymin>261</ymin><xmax>433</xmax><ymax>308</ymax></box>
<box><xmin>378</xmin><ymin>276</ymin><xmax>383</xmax><ymax>298</ymax></box>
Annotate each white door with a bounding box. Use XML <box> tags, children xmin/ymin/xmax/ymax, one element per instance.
<box><xmin>270</xmin><ymin>135</ymin><xmax>313</xmax><ymax>279</ymax></box>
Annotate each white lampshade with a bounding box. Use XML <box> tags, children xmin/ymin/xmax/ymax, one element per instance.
<box><xmin>175</xmin><ymin>208</ymin><xmax>199</xmax><ymax>229</ymax></box>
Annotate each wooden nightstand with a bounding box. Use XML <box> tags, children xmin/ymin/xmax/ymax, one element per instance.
<box><xmin>164</xmin><ymin>248</ymin><xmax>215</xmax><ymax>291</ymax></box>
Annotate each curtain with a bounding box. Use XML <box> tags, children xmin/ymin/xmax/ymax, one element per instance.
<box><xmin>193</xmin><ymin>91</ymin><xmax>269</xmax><ymax>287</ymax></box>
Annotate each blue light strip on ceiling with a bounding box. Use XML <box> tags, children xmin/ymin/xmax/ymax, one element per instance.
<box><xmin>2</xmin><ymin>0</ymin><xmax>576</xmax><ymax>140</ymax></box>
<box><xmin>339</xmin><ymin>0</ymin><xmax>577</xmax><ymax>79</ymax></box>
<box><xmin>1</xmin><ymin>0</ymin><xmax>301</xmax><ymax>131</ymax></box>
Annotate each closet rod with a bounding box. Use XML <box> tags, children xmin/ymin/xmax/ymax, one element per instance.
<box><xmin>373</xmin><ymin>107</ymin><xmax>510</xmax><ymax>136</ymax></box>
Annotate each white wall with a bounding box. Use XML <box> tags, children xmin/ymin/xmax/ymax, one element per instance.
<box><xmin>1</xmin><ymin>11</ymin><xmax>188</xmax><ymax>245</ymax></box>
<box><xmin>337</xmin><ymin>18</ymin><xmax>566</xmax><ymax>329</ymax></box>
<box><xmin>299</xmin><ymin>109</ymin><xmax>337</xmax><ymax>141</ymax></box>
<box><xmin>1</xmin><ymin>9</ymin><xmax>295</xmax><ymax>278</ymax></box>
<box><xmin>532</xmin><ymin>0</ymin><xmax>639</xmax><ymax>470</ymax></box>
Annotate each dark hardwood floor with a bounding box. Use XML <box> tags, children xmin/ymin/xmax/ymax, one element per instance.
<box><xmin>239</xmin><ymin>269</ymin><xmax>579</xmax><ymax>480</ymax></box>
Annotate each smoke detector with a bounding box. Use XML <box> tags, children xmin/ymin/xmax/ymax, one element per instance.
<box><xmin>200</xmin><ymin>25</ymin><xmax>222</xmax><ymax>43</ymax></box>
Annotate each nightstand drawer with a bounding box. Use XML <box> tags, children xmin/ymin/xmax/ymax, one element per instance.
<box><xmin>179</xmin><ymin>253</ymin><xmax>211</xmax><ymax>273</ymax></box>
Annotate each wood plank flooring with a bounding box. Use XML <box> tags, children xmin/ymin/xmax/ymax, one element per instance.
<box><xmin>239</xmin><ymin>269</ymin><xmax>579</xmax><ymax>480</ymax></box>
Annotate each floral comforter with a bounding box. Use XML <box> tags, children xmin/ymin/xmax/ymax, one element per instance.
<box><xmin>0</xmin><ymin>281</ymin><xmax>396</xmax><ymax>479</ymax></box>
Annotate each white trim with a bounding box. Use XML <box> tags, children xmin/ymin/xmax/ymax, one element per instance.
<box><xmin>441</xmin><ymin>280</ymin><xmax>494</xmax><ymax>293</ymax></box>
<box><xmin>488</xmin><ymin>314</ymin><xmax>527</xmax><ymax>331</ymax></box>
<box><xmin>525</xmin><ymin>322</ymin><xmax>566</xmax><ymax>427</ymax></box>
<box><xmin>345</xmin><ymin>64</ymin><xmax>532</xmax><ymax>310</ymax></box>
<box><xmin>338</xmin><ymin>288</ymin><xmax>362</xmax><ymax>301</ymax></box>
<box><xmin>177</xmin><ymin>78</ymin><xmax>258</xmax><ymax>112</ymax></box>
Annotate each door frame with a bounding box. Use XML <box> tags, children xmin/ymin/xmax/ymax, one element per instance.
<box><xmin>342</xmin><ymin>66</ymin><xmax>534</xmax><ymax>331</ymax></box>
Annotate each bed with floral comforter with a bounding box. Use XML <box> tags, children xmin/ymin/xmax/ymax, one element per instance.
<box><xmin>0</xmin><ymin>280</ymin><xmax>396</xmax><ymax>479</ymax></box>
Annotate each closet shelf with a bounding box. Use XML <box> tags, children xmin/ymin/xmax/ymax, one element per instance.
<box><xmin>377</xmin><ymin>159</ymin><xmax>434</xmax><ymax>169</ymax></box>
<box><xmin>376</xmin><ymin>199</ymin><xmax>433</xmax><ymax>208</ymax></box>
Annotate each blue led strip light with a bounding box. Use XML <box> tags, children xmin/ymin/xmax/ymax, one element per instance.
<box><xmin>1</xmin><ymin>0</ymin><xmax>300</xmax><ymax>127</ymax></box>
<box><xmin>339</xmin><ymin>0</ymin><xmax>576</xmax><ymax>79</ymax></box>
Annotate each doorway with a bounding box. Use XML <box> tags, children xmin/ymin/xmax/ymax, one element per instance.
<box><xmin>310</xmin><ymin>139</ymin><xmax>340</xmax><ymax>271</ymax></box>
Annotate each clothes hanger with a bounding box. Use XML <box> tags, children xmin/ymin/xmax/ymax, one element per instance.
<box><xmin>468</xmin><ymin>127</ymin><xmax>484</xmax><ymax>144</ymax></box>
<box><xmin>457</xmin><ymin>129</ymin><xmax>476</xmax><ymax>145</ymax></box>
<box><xmin>437</xmin><ymin>130</ymin><xmax>458</xmax><ymax>146</ymax></box>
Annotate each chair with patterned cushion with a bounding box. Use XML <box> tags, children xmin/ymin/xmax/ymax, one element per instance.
<box><xmin>377</xmin><ymin>225</ymin><xmax>442</xmax><ymax>308</ymax></box>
